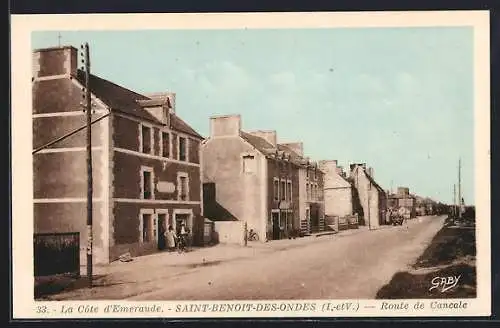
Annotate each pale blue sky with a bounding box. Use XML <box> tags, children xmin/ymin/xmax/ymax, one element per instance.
<box><xmin>32</xmin><ymin>27</ymin><xmax>474</xmax><ymax>205</ymax></box>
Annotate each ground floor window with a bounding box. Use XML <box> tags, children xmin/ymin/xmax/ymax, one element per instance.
<box><xmin>140</xmin><ymin>212</ymin><xmax>156</xmax><ymax>243</ymax></box>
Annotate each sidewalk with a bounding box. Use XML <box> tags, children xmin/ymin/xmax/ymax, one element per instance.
<box><xmin>37</xmin><ymin>225</ymin><xmax>381</xmax><ymax>300</ymax></box>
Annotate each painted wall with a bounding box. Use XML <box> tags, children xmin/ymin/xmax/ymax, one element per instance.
<box><xmin>202</xmin><ymin>134</ymin><xmax>267</xmax><ymax>240</ymax></box>
<box><xmin>213</xmin><ymin>221</ymin><xmax>246</xmax><ymax>245</ymax></box>
<box><xmin>319</xmin><ymin>160</ymin><xmax>353</xmax><ymax>218</ymax></box>
<box><xmin>351</xmin><ymin>166</ymin><xmax>386</xmax><ymax>228</ymax></box>
<box><xmin>32</xmin><ymin>47</ymin><xmax>111</xmax><ymax>264</ymax></box>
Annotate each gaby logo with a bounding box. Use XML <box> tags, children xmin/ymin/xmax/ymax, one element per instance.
<box><xmin>429</xmin><ymin>275</ymin><xmax>461</xmax><ymax>293</ymax></box>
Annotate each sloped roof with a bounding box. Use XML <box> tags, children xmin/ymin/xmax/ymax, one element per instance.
<box><xmin>240</xmin><ymin>131</ymin><xmax>276</xmax><ymax>155</ymax></box>
<box><xmin>74</xmin><ymin>70</ymin><xmax>202</xmax><ymax>139</ymax></box>
<box><xmin>364</xmin><ymin>170</ymin><xmax>386</xmax><ymax>194</ymax></box>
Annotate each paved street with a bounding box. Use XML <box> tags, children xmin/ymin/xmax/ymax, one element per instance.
<box><xmin>45</xmin><ymin>215</ymin><xmax>446</xmax><ymax>301</ymax></box>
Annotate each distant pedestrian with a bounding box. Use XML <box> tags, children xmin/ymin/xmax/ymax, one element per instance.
<box><xmin>164</xmin><ymin>225</ymin><xmax>177</xmax><ymax>252</ymax></box>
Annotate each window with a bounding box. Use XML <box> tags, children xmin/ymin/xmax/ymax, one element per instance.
<box><xmin>141</xmin><ymin>213</ymin><xmax>155</xmax><ymax>243</ymax></box>
<box><xmin>281</xmin><ymin>180</ymin><xmax>286</xmax><ymax>201</ymax></box>
<box><xmin>306</xmin><ymin>183</ymin><xmax>310</xmax><ymax>201</ymax></box>
<box><xmin>242</xmin><ymin>155</ymin><xmax>255</xmax><ymax>173</ymax></box>
<box><xmin>287</xmin><ymin>181</ymin><xmax>292</xmax><ymax>201</ymax></box>
<box><xmin>162</xmin><ymin>132</ymin><xmax>170</xmax><ymax>158</ymax></box>
<box><xmin>141</xmin><ymin>125</ymin><xmax>152</xmax><ymax>154</ymax></box>
<box><xmin>180</xmin><ymin>177</ymin><xmax>187</xmax><ymax>200</ymax></box>
<box><xmin>177</xmin><ymin>172</ymin><xmax>189</xmax><ymax>201</ymax></box>
<box><xmin>141</xmin><ymin>167</ymin><xmax>154</xmax><ymax>199</ymax></box>
<box><xmin>273</xmin><ymin>178</ymin><xmax>279</xmax><ymax>200</ymax></box>
<box><xmin>179</xmin><ymin>137</ymin><xmax>187</xmax><ymax>161</ymax></box>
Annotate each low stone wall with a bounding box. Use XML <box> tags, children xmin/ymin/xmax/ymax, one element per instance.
<box><xmin>213</xmin><ymin>221</ymin><xmax>245</xmax><ymax>245</ymax></box>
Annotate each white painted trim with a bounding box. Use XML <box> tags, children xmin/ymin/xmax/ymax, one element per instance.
<box><xmin>32</xmin><ymin>110</ymin><xmax>108</xmax><ymax>118</ymax></box>
<box><xmin>113</xmin><ymin>198</ymin><xmax>200</xmax><ymax>205</ymax></box>
<box><xmin>273</xmin><ymin>177</ymin><xmax>280</xmax><ymax>201</ymax></box>
<box><xmin>33</xmin><ymin>198</ymin><xmax>103</xmax><ymax>203</ymax></box>
<box><xmin>177</xmin><ymin>171</ymin><xmax>190</xmax><ymax>201</ymax></box>
<box><xmin>114</xmin><ymin>111</ymin><xmax>164</xmax><ymax>128</ymax></box>
<box><xmin>177</xmin><ymin>134</ymin><xmax>188</xmax><ymax>162</ymax></box>
<box><xmin>287</xmin><ymin>180</ymin><xmax>292</xmax><ymax>202</ymax></box>
<box><xmin>173</xmin><ymin>208</ymin><xmax>194</xmax><ymax>232</ymax></box>
<box><xmin>158</xmin><ymin>130</ymin><xmax>172</xmax><ymax>158</ymax></box>
<box><xmin>139</xmin><ymin>208</ymin><xmax>155</xmax><ymax>243</ymax></box>
<box><xmin>33</xmin><ymin>147</ymin><xmax>102</xmax><ymax>154</ymax></box>
<box><xmin>241</xmin><ymin>151</ymin><xmax>257</xmax><ymax>174</ymax></box>
<box><xmin>33</xmin><ymin>74</ymin><xmax>69</xmax><ymax>81</ymax></box>
<box><xmin>113</xmin><ymin>111</ymin><xmax>201</xmax><ymax>141</ymax></box>
<box><xmin>139</xmin><ymin>122</ymin><xmax>154</xmax><ymax>155</ymax></box>
<box><xmin>156</xmin><ymin>209</ymin><xmax>171</xmax><ymax>235</ymax></box>
<box><xmin>280</xmin><ymin>179</ymin><xmax>286</xmax><ymax>201</ymax></box>
<box><xmin>140</xmin><ymin>165</ymin><xmax>155</xmax><ymax>200</ymax></box>
<box><xmin>101</xmin><ymin>113</ymin><xmax>111</xmax><ymax>261</ymax></box>
<box><xmin>113</xmin><ymin>147</ymin><xmax>200</xmax><ymax>167</ymax></box>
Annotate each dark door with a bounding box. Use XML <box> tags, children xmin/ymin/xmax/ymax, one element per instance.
<box><xmin>310</xmin><ymin>206</ymin><xmax>319</xmax><ymax>232</ymax></box>
<box><xmin>272</xmin><ymin>212</ymin><xmax>280</xmax><ymax>240</ymax></box>
<box><xmin>157</xmin><ymin>214</ymin><xmax>166</xmax><ymax>250</ymax></box>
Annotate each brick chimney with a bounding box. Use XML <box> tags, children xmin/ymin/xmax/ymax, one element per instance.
<box><xmin>33</xmin><ymin>46</ymin><xmax>78</xmax><ymax>79</ymax></box>
<box><xmin>247</xmin><ymin>130</ymin><xmax>277</xmax><ymax>147</ymax></box>
<box><xmin>318</xmin><ymin>160</ymin><xmax>337</xmax><ymax>173</ymax></box>
<box><xmin>280</xmin><ymin>142</ymin><xmax>304</xmax><ymax>156</ymax></box>
<box><xmin>210</xmin><ymin>114</ymin><xmax>241</xmax><ymax>138</ymax></box>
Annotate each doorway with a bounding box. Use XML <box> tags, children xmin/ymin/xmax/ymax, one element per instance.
<box><xmin>175</xmin><ymin>213</ymin><xmax>190</xmax><ymax>235</ymax></box>
<box><xmin>272</xmin><ymin>212</ymin><xmax>280</xmax><ymax>240</ymax></box>
<box><xmin>157</xmin><ymin>213</ymin><xmax>167</xmax><ymax>250</ymax></box>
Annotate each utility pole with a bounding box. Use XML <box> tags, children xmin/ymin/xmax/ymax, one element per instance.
<box><xmin>453</xmin><ymin>184</ymin><xmax>456</xmax><ymax>217</ymax></box>
<box><xmin>81</xmin><ymin>42</ymin><xmax>93</xmax><ymax>287</ymax></box>
<box><xmin>458</xmin><ymin>158</ymin><xmax>462</xmax><ymax>219</ymax></box>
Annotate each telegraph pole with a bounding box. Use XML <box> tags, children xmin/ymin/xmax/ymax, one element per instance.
<box><xmin>458</xmin><ymin>158</ymin><xmax>462</xmax><ymax>219</ymax></box>
<box><xmin>453</xmin><ymin>184</ymin><xmax>456</xmax><ymax>217</ymax></box>
<box><xmin>81</xmin><ymin>43</ymin><xmax>93</xmax><ymax>287</ymax></box>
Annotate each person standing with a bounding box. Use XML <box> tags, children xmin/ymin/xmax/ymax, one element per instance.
<box><xmin>164</xmin><ymin>225</ymin><xmax>177</xmax><ymax>252</ymax></box>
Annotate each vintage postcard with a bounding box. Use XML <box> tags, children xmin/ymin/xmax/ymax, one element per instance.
<box><xmin>11</xmin><ymin>11</ymin><xmax>490</xmax><ymax>319</ymax></box>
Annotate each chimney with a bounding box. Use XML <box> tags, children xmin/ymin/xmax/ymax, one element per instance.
<box><xmin>397</xmin><ymin>187</ymin><xmax>410</xmax><ymax>197</ymax></box>
<box><xmin>318</xmin><ymin>160</ymin><xmax>340</xmax><ymax>177</ymax></box>
<box><xmin>367</xmin><ymin>167</ymin><xmax>374</xmax><ymax>178</ymax></box>
<box><xmin>247</xmin><ymin>130</ymin><xmax>277</xmax><ymax>147</ymax></box>
<box><xmin>145</xmin><ymin>92</ymin><xmax>176</xmax><ymax>114</ymax></box>
<box><xmin>33</xmin><ymin>46</ymin><xmax>78</xmax><ymax>79</ymax></box>
<box><xmin>336</xmin><ymin>165</ymin><xmax>344</xmax><ymax>176</ymax></box>
<box><xmin>210</xmin><ymin>114</ymin><xmax>241</xmax><ymax>138</ymax></box>
<box><xmin>280</xmin><ymin>142</ymin><xmax>304</xmax><ymax>156</ymax></box>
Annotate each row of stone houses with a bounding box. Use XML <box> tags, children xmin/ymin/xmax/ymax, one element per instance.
<box><xmin>201</xmin><ymin>114</ymin><xmax>325</xmax><ymax>241</ymax></box>
<box><xmin>32</xmin><ymin>45</ymin><xmax>432</xmax><ymax>265</ymax></box>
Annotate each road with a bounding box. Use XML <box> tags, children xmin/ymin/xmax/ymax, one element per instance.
<box><xmin>128</xmin><ymin>215</ymin><xmax>446</xmax><ymax>301</ymax></box>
